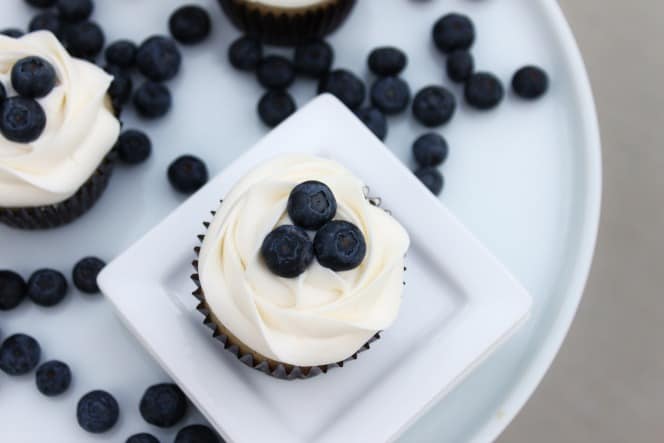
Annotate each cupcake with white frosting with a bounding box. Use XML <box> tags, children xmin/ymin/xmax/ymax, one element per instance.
<box><xmin>0</xmin><ymin>31</ymin><xmax>121</xmax><ymax>229</ymax></box>
<box><xmin>193</xmin><ymin>154</ymin><xmax>410</xmax><ymax>379</ymax></box>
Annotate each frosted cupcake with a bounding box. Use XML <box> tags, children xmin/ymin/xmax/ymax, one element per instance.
<box><xmin>0</xmin><ymin>32</ymin><xmax>120</xmax><ymax>229</ymax></box>
<box><xmin>193</xmin><ymin>154</ymin><xmax>410</xmax><ymax>379</ymax></box>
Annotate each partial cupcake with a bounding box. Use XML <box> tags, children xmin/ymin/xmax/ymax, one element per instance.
<box><xmin>218</xmin><ymin>0</ymin><xmax>357</xmax><ymax>46</ymax></box>
<box><xmin>0</xmin><ymin>31</ymin><xmax>121</xmax><ymax>229</ymax></box>
<box><xmin>193</xmin><ymin>154</ymin><xmax>410</xmax><ymax>379</ymax></box>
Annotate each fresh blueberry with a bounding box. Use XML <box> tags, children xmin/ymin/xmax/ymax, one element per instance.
<box><xmin>134</xmin><ymin>81</ymin><xmax>172</xmax><ymax>118</ymax></box>
<box><xmin>0</xmin><ymin>334</ymin><xmax>41</xmax><ymax>376</ymax></box>
<box><xmin>256</xmin><ymin>55</ymin><xmax>295</xmax><ymax>90</ymax></box>
<box><xmin>370</xmin><ymin>76</ymin><xmax>410</xmax><ymax>115</ymax></box>
<box><xmin>446</xmin><ymin>50</ymin><xmax>473</xmax><ymax>83</ymax></box>
<box><xmin>412</xmin><ymin>133</ymin><xmax>448</xmax><ymax>167</ymax></box>
<box><xmin>294</xmin><ymin>39</ymin><xmax>333</xmax><ymax>78</ymax></box>
<box><xmin>257</xmin><ymin>90</ymin><xmax>296</xmax><ymax>127</ymax></box>
<box><xmin>432</xmin><ymin>13</ymin><xmax>475</xmax><ymax>53</ymax></box>
<box><xmin>261</xmin><ymin>225</ymin><xmax>314</xmax><ymax>278</ymax></box>
<box><xmin>0</xmin><ymin>97</ymin><xmax>47</xmax><ymax>143</ymax></box>
<box><xmin>355</xmin><ymin>106</ymin><xmax>387</xmax><ymax>140</ymax></box>
<box><xmin>105</xmin><ymin>40</ymin><xmax>137</xmax><ymax>68</ymax></box>
<box><xmin>0</xmin><ymin>270</ymin><xmax>27</xmax><ymax>311</ymax></box>
<box><xmin>136</xmin><ymin>36</ymin><xmax>182</xmax><ymax>82</ymax></box>
<box><xmin>412</xmin><ymin>86</ymin><xmax>456</xmax><ymax>127</ymax></box>
<box><xmin>512</xmin><ymin>65</ymin><xmax>549</xmax><ymax>99</ymax></box>
<box><xmin>314</xmin><ymin>220</ymin><xmax>367</xmax><ymax>272</ymax></box>
<box><xmin>368</xmin><ymin>46</ymin><xmax>407</xmax><ymax>76</ymax></box>
<box><xmin>115</xmin><ymin>129</ymin><xmax>151</xmax><ymax>165</ymax></box>
<box><xmin>27</xmin><ymin>269</ymin><xmax>68</xmax><ymax>307</ymax></box>
<box><xmin>72</xmin><ymin>257</ymin><xmax>105</xmax><ymax>294</ymax></box>
<box><xmin>174</xmin><ymin>425</ymin><xmax>221</xmax><ymax>443</ymax></box>
<box><xmin>57</xmin><ymin>0</ymin><xmax>93</xmax><ymax>23</ymax></box>
<box><xmin>77</xmin><ymin>390</ymin><xmax>119</xmax><ymax>434</ymax></box>
<box><xmin>35</xmin><ymin>360</ymin><xmax>71</xmax><ymax>396</ymax></box>
<box><xmin>25</xmin><ymin>0</ymin><xmax>57</xmax><ymax>8</ymax></box>
<box><xmin>228</xmin><ymin>36</ymin><xmax>262</xmax><ymax>71</ymax></box>
<box><xmin>64</xmin><ymin>21</ymin><xmax>105</xmax><ymax>60</ymax></box>
<box><xmin>1</xmin><ymin>28</ymin><xmax>25</xmax><ymax>38</ymax></box>
<box><xmin>11</xmin><ymin>56</ymin><xmax>56</xmax><ymax>98</ymax></box>
<box><xmin>104</xmin><ymin>64</ymin><xmax>133</xmax><ymax>112</ymax></box>
<box><xmin>127</xmin><ymin>434</ymin><xmax>160</xmax><ymax>443</ymax></box>
<box><xmin>167</xmin><ymin>155</ymin><xmax>208</xmax><ymax>194</ymax></box>
<box><xmin>0</xmin><ymin>83</ymin><xmax>5</xmax><ymax>102</ymax></box>
<box><xmin>465</xmin><ymin>72</ymin><xmax>504</xmax><ymax>110</ymax></box>
<box><xmin>318</xmin><ymin>69</ymin><xmax>366</xmax><ymax>110</ymax></box>
<box><xmin>287</xmin><ymin>181</ymin><xmax>337</xmax><ymax>230</ymax></box>
<box><xmin>169</xmin><ymin>5</ymin><xmax>211</xmax><ymax>45</ymax></box>
<box><xmin>415</xmin><ymin>167</ymin><xmax>444</xmax><ymax>195</ymax></box>
<box><xmin>139</xmin><ymin>383</ymin><xmax>188</xmax><ymax>428</ymax></box>
<box><xmin>28</xmin><ymin>12</ymin><xmax>63</xmax><ymax>38</ymax></box>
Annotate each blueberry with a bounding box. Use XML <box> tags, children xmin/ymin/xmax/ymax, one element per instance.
<box><xmin>0</xmin><ymin>270</ymin><xmax>27</xmax><ymax>311</ymax></box>
<box><xmin>0</xmin><ymin>334</ymin><xmax>41</xmax><ymax>376</ymax></box>
<box><xmin>314</xmin><ymin>221</ymin><xmax>366</xmax><ymax>272</ymax></box>
<box><xmin>29</xmin><ymin>12</ymin><xmax>63</xmax><ymax>38</ymax></box>
<box><xmin>287</xmin><ymin>181</ymin><xmax>337</xmax><ymax>230</ymax></box>
<box><xmin>0</xmin><ymin>83</ymin><xmax>5</xmax><ymax>102</ymax></box>
<box><xmin>1</xmin><ymin>28</ymin><xmax>25</xmax><ymax>38</ymax></box>
<box><xmin>228</xmin><ymin>36</ymin><xmax>262</xmax><ymax>71</ymax></box>
<box><xmin>169</xmin><ymin>5</ymin><xmax>211</xmax><ymax>45</ymax></box>
<box><xmin>355</xmin><ymin>106</ymin><xmax>387</xmax><ymax>140</ymax></box>
<box><xmin>257</xmin><ymin>90</ymin><xmax>296</xmax><ymax>127</ymax></box>
<box><xmin>368</xmin><ymin>46</ymin><xmax>407</xmax><ymax>76</ymax></box>
<box><xmin>25</xmin><ymin>0</ymin><xmax>57</xmax><ymax>8</ymax></box>
<box><xmin>115</xmin><ymin>129</ymin><xmax>151</xmax><ymax>165</ymax></box>
<box><xmin>72</xmin><ymin>257</ymin><xmax>105</xmax><ymax>294</ymax></box>
<box><xmin>127</xmin><ymin>433</ymin><xmax>160</xmax><ymax>443</ymax></box>
<box><xmin>294</xmin><ymin>39</ymin><xmax>333</xmax><ymax>78</ymax></box>
<box><xmin>446</xmin><ymin>50</ymin><xmax>473</xmax><ymax>83</ymax></box>
<box><xmin>412</xmin><ymin>86</ymin><xmax>456</xmax><ymax>127</ymax></box>
<box><xmin>0</xmin><ymin>97</ymin><xmax>47</xmax><ymax>143</ymax></box>
<box><xmin>465</xmin><ymin>72</ymin><xmax>504</xmax><ymax>110</ymax></box>
<box><xmin>512</xmin><ymin>65</ymin><xmax>549</xmax><ymax>99</ymax></box>
<box><xmin>318</xmin><ymin>69</ymin><xmax>366</xmax><ymax>110</ymax></box>
<box><xmin>370</xmin><ymin>76</ymin><xmax>410</xmax><ymax>115</ymax></box>
<box><xmin>139</xmin><ymin>383</ymin><xmax>188</xmax><ymax>428</ymax></box>
<box><xmin>26</xmin><ymin>269</ymin><xmax>68</xmax><ymax>307</ymax></box>
<box><xmin>412</xmin><ymin>133</ymin><xmax>448</xmax><ymax>167</ymax></box>
<box><xmin>134</xmin><ymin>81</ymin><xmax>172</xmax><ymax>118</ymax></box>
<box><xmin>415</xmin><ymin>167</ymin><xmax>444</xmax><ymax>195</ymax></box>
<box><xmin>105</xmin><ymin>40</ymin><xmax>137</xmax><ymax>68</ymax></box>
<box><xmin>167</xmin><ymin>155</ymin><xmax>208</xmax><ymax>194</ymax></box>
<box><xmin>136</xmin><ymin>36</ymin><xmax>182</xmax><ymax>82</ymax></box>
<box><xmin>105</xmin><ymin>64</ymin><xmax>133</xmax><ymax>111</ymax></box>
<box><xmin>11</xmin><ymin>56</ymin><xmax>56</xmax><ymax>98</ymax></box>
<box><xmin>432</xmin><ymin>13</ymin><xmax>475</xmax><ymax>53</ymax></box>
<box><xmin>35</xmin><ymin>360</ymin><xmax>71</xmax><ymax>396</ymax></box>
<box><xmin>256</xmin><ymin>55</ymin><xmax>295</xmax><ymax>90</ymax></box>
<box><xmin>64</xmin><ymin>21</ymin><xmax>105</xmax><ymax>60</ymax></box>
<box><xmin>57</xmin><ymin>0</ymin><xmax>93</xmax><ymax>23</ymax></box>
<box><xmin>174</xmin><ymin>425</ymin><xmax>221</xmax><ymax>443</ymax></box>
<box><xmin>261</xmin><ymin>225</ymin><xmax>314</xmax><ymax>278</ymax></box>
<box><xmin>77</xmin><ymin>390</ymin><xmax>119</xmax><ymax>434</ymax></box>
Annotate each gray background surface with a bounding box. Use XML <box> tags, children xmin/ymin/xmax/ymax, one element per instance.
<box><xmin>501</xmin><ymin>1</ymin><xmax>663</xmax><ymax>442</ymax></box>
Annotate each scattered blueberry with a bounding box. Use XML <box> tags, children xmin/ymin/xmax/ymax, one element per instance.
<box><xmin>136</xmin><ymin>36</ymin><xmax>182</xmax><ymax>82</ymax></box>
<box><xmin>27</xmin><ymin>268</ymin><xmax>68</xmax><ymax>307</ymax></box>
<box><xmin>134</xmin><ymin>81</ymin><xmax>172</xmax><ymax>118</ymax></box>
<box><xmin>11</xmin><ymin>56</ymin><xmax>56</xmax><ymax>98</ymax></box>
<box><xmin>0</xmin><ymin>97</ymin><xmax>47</xmax><ymax>143</ymax></box>
<box><xmin>432</xmin><ymin>13</ymin><xmax>475</xmax><ymax>53</ymax></box>
<box><xmin>115</xmin><ymin>129</ymin><xmax>151</xmax><ymax>165</ymax></box>
<box><xmin>228</xmin><ymin>36</ymin><xmax>262</xmax><ymax>71</ymax></box>
<box><xmin>261</xmin><ymin>225</ymin><xmax>314</xmax><ymax>278</ymax></box>
<box><xmin>168</xmin><ymin>155</ymin><xmax>208</xmax><ymax>194</ymax></box>
<box><xmin>287</xmin><ymin>181</ymin><xmax>337</xmax><ymax>230</ymax></box>
<box><xmin>0</xmin><ymin>83</ymin><xmax>5</xmax><ymax>102</ymax></box>
<box><xmin>25</xmin><ymin>0</ymin><xmax>57</xmax><ymax>8</ymax></box>
<box><xmin>77</xmin><ymin>390</ymin><xmax>119</xmax><ymax>434</ymax></box>
<box><xmin>257</xmin><ymin>90</ymin><xmax>296</xmax><ymax>127</ymax></box>
<box><xmin>256</xmin><ymin>55</ymin><xmax>295</xmax><ymax>90</ymax></box>
<box><xmin>35</xmin><ymin>360</ymin><xmax>71</xmax><ymax>396</ymax></box>
<box><xmin>512</xmin><ymin>65</ymin><xmax>549</xmax><ymax>99</ymax></box>
<box><xmin>0</xmin><ymin>334</ymin><xmax>41</xmax><ymax>376</ymax></box>
<box><xmin>105</xmin><ymin>40</ymin><xmax>137</xmax><ymax>68</ymax></box>
<box><xmin>294</xmin><ymin>39</ymin><xmax>333</xmax><ymax>78</ymax></box>
<box><xmin>64</xmin><ymin>21</ymin><xmax>105</xmax><ymax>60</ymax></box>
<box><xmin>72</xmin><ymin>257</ymin><xmax>105</xmax><ymax>294</ymax></box>
<box><xmin>370</xmin><ymin>76</ymin><xmax>411</xmax><ymax>115</ymax></box>
<box><xmin>368</xmin><ymin>46</ymin><xmax>407</xmax><ymax>76</ymax></box>
<box><xmin>412</xmin><ymin>85</ymin><xmax>456</xmax><ymax>127</ymax></box>
<box><xmin>446</xmin><ymin>50</ymin><xmax>474</xmax><ymax>83</ymax></box>
<box><xmin>318</xmin><ymin>69</ymin><xmax>366</xmax><ymax>110</ymax></box>
<box><xmin>57</xmin><ymin>0</ymin><xmax>93</xmax><ymax>23</ymax></box>
<box><xmin>415</xmin><ymin>167</ymin><xmax>444</xmax><ymax>195</ymax></box>
<box><xmin>127</xmin><ymin>433</ymin><xmax>160</xmax><ymax>443</ymax></box>
<box><xmin>355</xmin><ymin>106</ymin><xmax>387</xmax><ymax>140</ymax></box>
<box><xmin>314</xmin><ymin>220</ymin><xmax>367</xmax><ymax>272</ymax></box>
<box><xmin>1</xmin><ymin>28</ymin><xmax>24</xmax><ymax>38</ymax></box>
<box><xmin>28</xmin><ymin>12</ymin><xmax>63</xmax><ymax>38</ymax></box>
<box><xmin>139</xmin><ymin>383</ymin><xmax>188</xmax><ymax>428</ymax></box>
<box><xmin>105</xmin><ymin>64</ymin><xmax>133</xmax><ymax>111</ymax></box>
<box><xmin>0</xmin><ymin>270</ymin><xmax>27</xmax><ymax>311</ymax></box>
<box><xmin>465</xmin><ymin>72</ymin><xmax>504</xmax><ymax>110</ymax></box>
<box><xmin>174</xmin><ymin>425</ymin><xmax>221</xmax><ymax>443</ymax></box>
<box><xmin>412</xmin><ymin>133</ymin><xmax>448</xmax><ymax>167</ymax></box>
<box><xmin>169</xmin><ymin>5</ymin><xmax>211</xmax><ymax>45</ymax></box>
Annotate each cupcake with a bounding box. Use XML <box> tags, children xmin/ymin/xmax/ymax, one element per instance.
<box><xmin>0</xmin><ymin>32</ymin><xmax>121</xmax><ymax>229</ymax></box>
<box><xmin>193</xmin><ymin>154</ymin><xmax>410</xmax><ymax>379</ymax></box>
<box><xmin>218</xmin><ymin>0</ymin><xmax>357</xmax><ymax>46</ymax></box>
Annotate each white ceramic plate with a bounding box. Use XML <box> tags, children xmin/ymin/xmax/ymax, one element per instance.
<box><xmin>0</xmin><ymin>0</ymin><xmax>600</xmax><ymax>442</ymax></box>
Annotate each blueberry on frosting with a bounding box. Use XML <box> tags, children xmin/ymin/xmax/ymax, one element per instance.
<box><xmin>11</xmin><ymin>56</ymin><xmax>56</xmax><ymax>98</ymax></box>
<box><xmin>314</xmin><ymin>220</ymin><xmax>367</xmax><ymax>272</ymax></box>
<box><xmin>0</xmin><ymin>97</ymin><xmax>46</xmax><ymax>143</ymax></box>
<box><xmin>287</xmin><ymin>180</ymin><xmax>337</xmax><ymax>230</ymax></box>
<box><xmin>261</xmin><ymin>225</ymin><xmax>314</xmax><ymax>278</ymax></box>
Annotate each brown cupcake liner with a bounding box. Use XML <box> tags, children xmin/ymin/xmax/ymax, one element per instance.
<box><xmin>218</xmin><ymin>0</ymin><xmax>357</xmax><ymax>46</ymax></box>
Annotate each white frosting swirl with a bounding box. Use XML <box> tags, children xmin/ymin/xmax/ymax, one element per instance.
<box><xmin>0</xmin><ymin>31</ymin><xmax>120</xmax><ymax>207</ymax></box>
<box><xmin>199</xmin><ymin>155</ymin><xmax>410</xmax><ymax>367</ymax></box>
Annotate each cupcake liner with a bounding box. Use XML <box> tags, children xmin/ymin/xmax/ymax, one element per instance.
<box><xmin>0</xmin><ymin>153</ymin><xmax>116</xmax><ymax>230</ymax></box>
<box><xmin>218</xmin><ymin>0</ymin><xmax>357</xmax><ymax>46</ymax></box>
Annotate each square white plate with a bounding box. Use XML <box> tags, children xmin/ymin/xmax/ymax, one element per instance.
<box><xmin>98</xmin><ymin>94</ymin><xmax>532</xmax><ymax>443</ymax></box>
